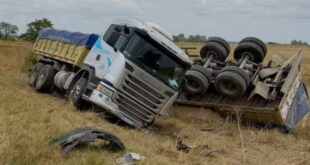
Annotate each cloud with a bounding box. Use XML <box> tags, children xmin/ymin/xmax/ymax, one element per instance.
<box><xmin>0</xmin><ymin>0</ymin><xmax>309</xmax><ymax>43</ymax></box>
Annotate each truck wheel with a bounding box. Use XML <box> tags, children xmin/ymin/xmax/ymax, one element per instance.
<box><xmin>215</xmin><ymin>70</ymin><xmax>248</xmax><ymax>97</ymax></box>
<box><xmin>200</xmin><ymin>41</ymin><xmax>228</xmax><ymax>62</ymax></box>
<box><xmin>234</xmin><ymin>41</ymin><xmax>265</xmax><ymax>63</ymax></box>
<box><xmin>240</xmin><ymin>37</ymin><xmax>267</xmax><ymax>55</ymax></box>
<box><xmin>221</xmin><ymin>66</ymin><xmax>251</xmax><ymax>86</ymax></box>
<box><xmin>69</xmin><ymin>77</ymin><xmax>89</xmax><ymax>110</ymax></box>
<box><xmin>35</xmin><ymin>65</ymin><xmax>56</xmax><ymax>92</ymax></box>
<box><xmin>190</xmin><ymin>65</ymin><xmax>213</xmax><ymax>80</ymax></box>
<box><xmin>28</xmin><ymin>62</ymin><xmax>44</xmax><ymax>87</ymax></box>
<box><xmin>183</xmin><ymin>69</ymin><xmax>211</xmax><ymax>96</ymax></box>
<box><xmin>207</xmin><ymin>37</ymin><xmax>231</xmax><ymax>55</ymax></box>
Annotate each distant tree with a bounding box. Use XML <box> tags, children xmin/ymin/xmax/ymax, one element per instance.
<box><xmin>267</xmin><ymin>42</ymin><xmax>279</xmax><ymax>45</ymax></box>
<box><xmin>0</xmin><ymin>22</ymin><xmax>19</xmax><ymax>39</ymax></box>
<box><xmin>291</xmin><ymin>39</ymin><xmax>308</xmax><ymax>45</ymax></box>
<box><xmin>173</xmin><ymin>33</ymin><xmax>207</xmax><ymax>42</ymax></box>
<box><xmin>173</xmin><ymin>33</ymin><xmax>186</xmax><ymax>42</ymax></box>
<box><xmin>20</xmin><ymin>18</ymin><xmax>53</xmax><ymax>41</ymax></box>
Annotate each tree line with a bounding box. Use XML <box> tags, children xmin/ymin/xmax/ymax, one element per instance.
<box><xmin>1</xmin><ymin>20</ymin><xmax>309</xmax><ymax>45</ymax></box>
<box><xmin>173</xmin><ymin>33</ymin><xmax>207</xmax><ymax>42</ymax></box>
<box><xmin>0</xmin><ymin>18</ymin><xmax>53</xmax><ymax>41</ymax></box>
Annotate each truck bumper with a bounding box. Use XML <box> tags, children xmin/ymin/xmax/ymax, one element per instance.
<box><xmin>89</xmin><ymin>89</ymin><xmax>143</xmax><ymax>128</ymax></box>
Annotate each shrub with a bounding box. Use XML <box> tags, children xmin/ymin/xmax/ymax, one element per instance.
<box><xmin>21</xmin><ymin>52</ymin><xmax>38</xmax><ymax>73</ymax></box>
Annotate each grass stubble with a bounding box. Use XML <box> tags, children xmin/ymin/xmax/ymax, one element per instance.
<box><xmin>0</xmin><ymin>41</ymin><xmax>309</xmax><ymax>165</ymax></box>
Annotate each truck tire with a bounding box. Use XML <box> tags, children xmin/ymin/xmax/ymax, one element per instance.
<box><xmin>234</xmin><ymin>41</ymin><xmax>265</xmax><ymax>63</ymax></box>
<box><xmin>183</xmin><ymin>70</ymin><xmax>211</xmax><ymax>96</ymax></box>
<box><xmin>215</xmin><ymin>70</ymin><xmax>248</xmax><ymax>97</ymax></box>
<box><xmin>69</xmin><ymin>77</ymin><xmax>89</xmax><ymax>110</ymax></box>
<box><xmin>221</xmin><ymin>66</ymin><xmax>251</xmax><ymax>86</ymax></box>
<box><xmin>28</xmin><ymin>62</ymin><xmax>44</xmax><ymax>87</ymax></box>
<box><xmin>190</xmin><ymin>65</ymin><xmax>213</xmax><ymax>80</ymax></box>
<box><xmin>207</xmin><ymin>37</ymin><xmax>230</xmax><ymax>55</ymax></box>
<box><xmin>200</xmin><ymin>41</ymin><xmax>228</xmax><ymax>62</ymax></box>
<box><xmin>240</xmin><ymin>37</ymin><xmax>267</xmax><ymax>55</ymax></box>
<box><xmin>54</xmin><ymin>71</ymin><xmax>71</xmax><ymax>90</ymax></box>
<box><xmin>35</xmin><ymin>65</ymin><xmax>56</xmax><ymax>92</ymax></box>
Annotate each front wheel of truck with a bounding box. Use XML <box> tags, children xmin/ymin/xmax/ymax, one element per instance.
<box><xmin>28</xmin><ymin>62</ymin><xmax>44</xmax><ymax>87</ymax></box>
<box><xmin>69</xmin><ymin>77</ymin><xmax>89</xmax><ymax>110</ymax></box>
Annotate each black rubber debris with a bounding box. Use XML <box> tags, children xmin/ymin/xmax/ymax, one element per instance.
<box><xmin>176</xmin><ymin>138</ymin><xmax>190</xmax><ymax>153</ymax></box>
<box><xmin>49</xmin><ymin>127</ymin><xmax>125</xmax><ymax>156</ymax></box>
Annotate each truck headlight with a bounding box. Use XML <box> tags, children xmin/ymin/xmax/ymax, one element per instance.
<box><xmin>96</xmin><ymin>84</ymin><xmax>114</xmax><ymax>98</ymax></box>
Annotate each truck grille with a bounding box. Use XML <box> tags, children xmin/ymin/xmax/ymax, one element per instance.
<box><xmin>114</xmin><ymin>72</ymin><xmax>167</xmax><ymax>124</ymax></box>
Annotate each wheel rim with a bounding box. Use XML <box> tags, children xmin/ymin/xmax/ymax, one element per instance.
<box><xmin>71</xmin><ymin>83</ymin><xmax>81</xmax><ymax>102</ymax></box>
<box><xmin>220</xmin><ymin>80</ymin><xmax>239</xmax><ymax>96</ymax></box>
<box><xmin>189</xmin><ymin>80</ymin><xmax>199</xmax><ymax>88</ymax></box>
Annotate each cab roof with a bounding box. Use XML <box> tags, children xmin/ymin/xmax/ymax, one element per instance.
<box><xmin>112</xmin><ymin>18</ymin><xmax>192</xmax><ymax>66</ymax></box>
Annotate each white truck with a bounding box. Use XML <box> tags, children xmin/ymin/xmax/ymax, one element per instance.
<box><xmin>29</xmin><ymin>18</ymin><xmax>192</xmax><ymax>128</ymax></box>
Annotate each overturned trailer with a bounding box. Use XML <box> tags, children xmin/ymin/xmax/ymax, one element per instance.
<box><xmin>176</xmin><ymin>38</ymin><xmax>309</xmax><ymax>130</ymax></box>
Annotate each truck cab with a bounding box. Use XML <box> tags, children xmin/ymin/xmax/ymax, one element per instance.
<box><xmin>77</xmin><ymin>18</ymin><xmax>192</xmax><ymax>128</ymax></box>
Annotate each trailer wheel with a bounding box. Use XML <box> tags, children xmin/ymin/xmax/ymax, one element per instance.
<box><xmin>183</xmin><ymin>69</ymin><xmax>211</xmax><ymax>96</ymax></box>
<box><xmin>69</xmin><ymin>77</ymin><xmax>89</xmax><ymax>110</ymax></box>
<box><xmin>240</xmin><ymin>37</ymin><xmax>267</xmax><ymax>55</ymax></box>
<box><xmin>215</xmin><ymin>69</ymin><xmax>248</xmax><ymax>97</ymax></box>
<box><xmin>190</xmin><ymin>65</ymin><xmax>213</xmax><ymax>80</ymax></box>
<box><xmin>234</xmin><ymin>41</ymin><xmax>265</xmax><ymax>63</ymax></box>
<box><xmin>28</xmin><ymin>62</ymin><xmax>44</xmax><ymax>87</ymax></box>
<box><xmin>35</xmin><ymin>65</ymin><xmax>56</xmax><ymax>92</ymax></box>
<box><xmin>200</xmin><ymin>41</ymin><xmax>228</xmax><ymax>62</ymax></box>
<box><xmin>221</xmin><ymin>66</ymin><xmax>251</xmax><ymax>86</ymax></box>
<box><xmin>207</xmin><ymin>37</ymin><xmax>231</xmax><ymax>55</ymax></box>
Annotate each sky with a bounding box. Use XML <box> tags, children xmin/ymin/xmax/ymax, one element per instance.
<box><xmin>1</xmin><ymin>0</ymin><xmax>310</xmax><ymax>43</ymax></box>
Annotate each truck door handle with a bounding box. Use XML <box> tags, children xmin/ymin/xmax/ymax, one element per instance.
<box><xmin>96</xmin><ymin>54</ymin><xmax>100</xmax><ymax>61</ymax></box>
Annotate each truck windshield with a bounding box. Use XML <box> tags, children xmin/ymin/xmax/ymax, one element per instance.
<box><xmin>123</xmin><ymin>33</ymin><xmax>186</xmax><ymax>90</ymax></box>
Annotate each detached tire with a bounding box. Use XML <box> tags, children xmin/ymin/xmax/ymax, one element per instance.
<box><xmin>35</xmin><ymin>65</ymin><xmax>56</xmax><ymax>92</ymax></box>
<box><xmin>215</xmin><ymin>68</ymin><xmax>249</xmax><ymax>97</ymax></box>
<box><xmin>183</xmin><ymin>69</ymin><xmax>211</xmax><ymax>96</ymax></box>
<box><xmin>69</xmin><ymin>77</ymin><xmax>89</xmax><ymax>110</ymax></box>
<box><xmin>28</xmin><ymin>62</ymin><xmax>44</xmax><ymax>87</ymax></box>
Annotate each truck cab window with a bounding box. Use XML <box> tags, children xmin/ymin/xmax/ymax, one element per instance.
<box><xmin>104</xmin><ymin>30</ymin><xmax>128</xmax><ymax>52</ymax></box>
<box><xmin>114</xmin><ymin>35</ymin><xmax>129</xmax><ymax>51</ymax></box>
<box><xmin>106</xmin><ymin>31</ymin><xmax>120</xmax><ymax>46</ymax></box>
<box><xmin>123</xmin><ymin>33</ymin><xmax>186</xmax><ymax>90</ymax></box>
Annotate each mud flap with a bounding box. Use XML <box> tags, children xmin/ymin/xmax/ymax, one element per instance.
<box><xmin>285</xmin><ymin>84</ymin><xmax>310</xmax><ymax>129</ymax></box>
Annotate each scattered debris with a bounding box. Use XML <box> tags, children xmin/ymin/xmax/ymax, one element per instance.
<box><xmin>192</xmin><ymin>145</ymin><xmax>217</xmax><ymax>156</ymax></box>
<box><xmin>49</xmin><ymin>127</ymin><xmax>125</xmax><ymax>156</ymax></box>
<box><xmin>200</xmin><ymin>128</ymin><xmax>214</xmax><ymax>132</ymax></box>
<box><xmin>176</xmin><ymin>138</ymin><xmax>191</xmax><ymax>153</ymax></box>
<box><xmin>176</xmin><ymin>138</ymin><xmax>217</xmax><ymax>156</ymax></box>
<box><xmin>116</xmin><ymin>152</ymin><xmax>145</xmax><ymax>165</ymax></box>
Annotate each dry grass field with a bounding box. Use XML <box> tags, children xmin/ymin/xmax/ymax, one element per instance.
<box><xmin>0</xmin><ymin>41</ymin><xmax>309</xmax><ymax>165</ymax></box>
